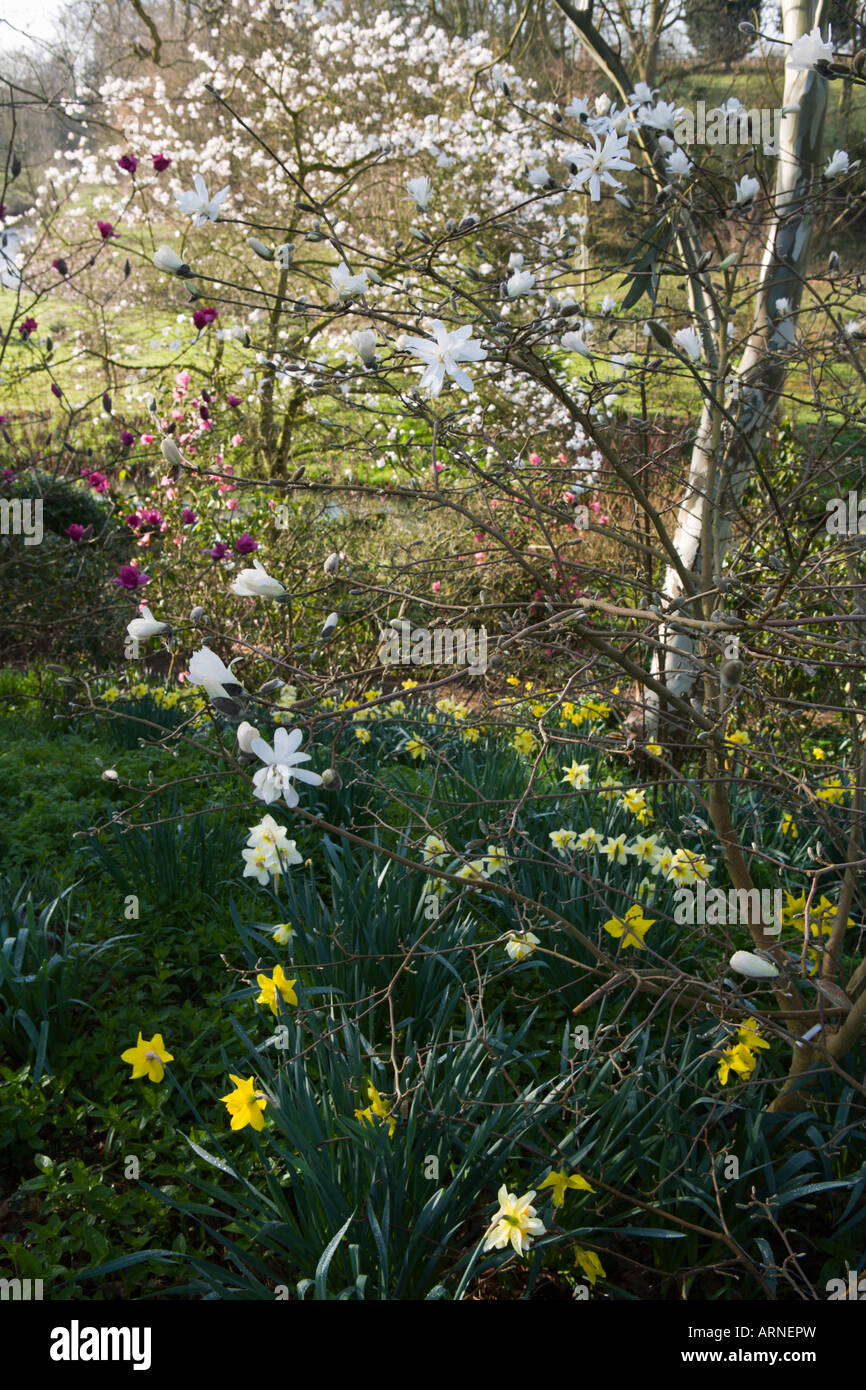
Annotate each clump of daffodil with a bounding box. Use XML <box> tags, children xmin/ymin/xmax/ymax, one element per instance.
<box><xmin>221</xmin><ymin>1074</ymin><xmax>268</xmax><ymax>1131</ymax></box>
<box><xmin>255</xmin><ymin>964</ymin><xmax>298</xmax><ymax>1016</ymax></box>
<box><xmin>354</xmin><ymin>1080</ymin><xmax>396</xmax><ymax>1138</ymax></box>
<box><xmin>603</xmin><ymin>902</ymin><xmax>655</xmax><ymax>950</ymax></box>
<box><xmin>538</xmin><ymin>1169</ymin><xmax>594</xmax><ymax>1207</ymax></box>
<box><xmin>574</xmin><ymin>1247</ymin><xmax>606</xmax><ymax>1285</ymax></box>
<box><xmin>482</xmin><ymin>1185</ymin><xmax>546</xmax><ymax>1257</ymax></box>
<box><xmin>121</xmin><ymin>1031</ymin><xmax>174</xmax><ymax>1083</ymax></box>
<box><xmin>717</xmin><ymin>1016</ymin><xmax>770</xmax><ymax>1085</ymax></box>
<box><xmin>513</xmin><ymin>728</ymin><xmax>536</xmax><ymax>756</ymax></box>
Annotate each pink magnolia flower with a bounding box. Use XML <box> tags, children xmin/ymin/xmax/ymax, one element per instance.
<box><xmin>226</xmin><ymin>498</ymin><xmax>238</xmax><ymax>511</ymax></box>
<box><xmin>208</xmin><ymin>541</ymin><xmax>229</xmax><ymax>561</ymax></box>
<box><xmin>141</xmin><ymin>433</ymin><xmax>155</xmax><ymax>445</ymax></box>
<box><xmin>19</xmin><ymin>317</ymin><xmax>37</xmax><ymax>339</ymax></box>
<box><xmin>227</xmin><ymin>393</ymin><xmax>241</xmax><ymax>407</ymax></box>
<box><xmin>67</xmin><ymin>524</ymin><xmax>85</xmax><ymax>541</ymax></box>
<box><xmin>192</xmin><ymin>306</ymin><xmax>218</xmax><ymax>330</ymax></box>
<box><xmin>181</xmin><ymin>508</ymin><xmax>197</xmax><ymax>525</ymax></box>
<box><xmin>230</xmin><ymin>434</ymin><xmax>243</xmax><ymax>447</ymax></box>
<box><xmin>97</xmin><ymin>220</ymin><xmax>119</xmax><ymax>240</ymax></box>
<box><xmin>117</xmin><ymin>154</ymin><xmax>139</xmax><ymax>175</ymax></box>
<box><xmin>529</xmin><ymin>453</ymin><xmax>541</xmax><ymax>465</ymax></box>
<box><xmin>235</xmin><ymin>533</ymin><xmax>258</xmax><ymax>555</ymax></box>
<box><xmin>152</xmin><ymin>153</ymin><xmax>172</xmax><ymax>173</ymax></box>
<box><xmin>125</xmin><ymin>513</ymin><xmax>141</xmax><ymax>529</ymax></box>
<box><xmin>432</xmin><ymin>580</ymin><xmax>441</xmax><ymax>593</ymax></box>
<box><xmin>83</xmin><ymin>470</ymin><xmax>109</xmax><ymax>492</ymax></box>
<box><xmin>176</xmin><ymin>370</ymin><xmax>190</xmax><ymax>388</ymax></box>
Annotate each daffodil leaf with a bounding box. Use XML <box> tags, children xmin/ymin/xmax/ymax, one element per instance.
<box><xmin>314</xmin><ymin>1210</ymin><xmax>356</xmax><ymax>1300</ymax></box>
<box><xmin>184</xmin><ymin>1135</ymin><xmax>241</xmax><ymax>1178</ymax></box>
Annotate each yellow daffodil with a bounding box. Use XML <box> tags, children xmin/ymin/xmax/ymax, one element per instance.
<box><xmin>255</xmin><ymin>964</ymin><xmax>298</xmax><ymax>1017</ymax></box>
<box><xmin>221</xmin><ymin>1074</ymin><xmax>268</xmax><ymax>1131</ymax></box>
<box><xmin>406</xmin><ymin>738</ymin><xmax>427</xmax><ymax>761</ymax></box>
<box><xmin>573</xmin><ymin>1247</ymin><xmax>606</xmax><ymax>1285</ymax></box>
<box><xmin>603</xmin><ymin>903</ymin><xmax>654</xmax><ymax>950</ymax></box>
<box><xmin>538</xmin><ymin>1170</ymin><xmax>594</xmax><ymax>1207</ymax></box>
<box><xmin>120</xmin><ymin>1032</ymin><xmax>174</xmax><ymax>1083</ymax></box>
<box><xmin>717</xmin><ymin>1043</ymin><xmax>756</xmax><ymax>1085</ymax></box>
<box><xmin>513</xmin><ymin>729</ymin><xmax>536</xmax><ymax>755</ymax></box>
<box><xmin>562</xmin><ymin>760</ymin><xmax>591</xmax><ymax>789</ymax></box>
<box><xmin>549</xmin><ymin>829</ymin><xmax>578</xmax><ymax>857</ymax></box>
<box><xmin>780</xmin><ymin>812</ymin><xmax>798</xmax><ymax>838</ymax></box>
<box><xmin>483</xmin><ymin>1185</ymin><xmax>546</xmax><ymax>1257</ymax></box>
<box><xmin>355</xmin><ymin>726</ymin><xmax>372</xmax><ymax>743</ymax></box>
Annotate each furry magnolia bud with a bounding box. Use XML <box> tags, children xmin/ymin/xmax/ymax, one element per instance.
<box><xmin>323</xmin><ymin>552</ymin><xmax>340</xmax><ymax>576</ymax></box>
<box><xmin>720</xmin><ymin>659</ymin><xmax>743</xmax><ymax>689</ymax></box>
<box><xmin>647</xmin><ymin>319</ymin><xmax>674</xmax><ymax>351</ymax></box>
<box><xmin>320</xmin><ymin>767</ymin><xmax>342</xmax><ymax>789</ymax></box>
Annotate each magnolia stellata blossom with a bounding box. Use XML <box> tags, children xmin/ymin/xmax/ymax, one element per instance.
<box><xmin>175</xmin><ymin>173</ymin><xmax>231</xmax><ymax>225</ymax></box>
<box><xmin>566</xmin><ymin>131</ymin><xmax>634</xmax><ymax>201</ymax></box>
<box><xmin>734</xmin><ymin>175</ymin><xmax>761</xmax><ymax>206</ymax></box>
<box><xmin>786</xmin><ymin>24</ymin><xmax>833</xmax><ymax>69</ymax></box>
<box><xmin>673</xmin><ymin>326</ymin><xmax>702</xmax><ymax>362</ymax></box>
<box><xmin>250</xmin><ymin>726</ymin><xmax>323</xmax><ymax>810</ymax></box>
<box><xmin>825</xmin><ymin>148</ymin><xmax>850</xmax><ymax>177</ymax></box>
<box><xmin>402</xmin><ymin>319</ymin><xmax>487</xmax><ymax>395</ymax></box>
<box><xmin>406</xmin><ymin>175</ymin><xmax>433</xmax><ymax>209</ymax></box>
<box><xmin>330</xmin><ymin>262</ymin><xmax>369</xmax><ymax>297</ymax></box>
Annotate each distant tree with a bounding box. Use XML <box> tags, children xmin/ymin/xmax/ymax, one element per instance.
<box><xmin>683</xmin><ymin>0</ymin><xmax>756</xmax><ymax>68</ymax></box>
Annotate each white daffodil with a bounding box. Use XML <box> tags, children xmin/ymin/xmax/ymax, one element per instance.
<box><xmin>402</xmin><ymin>318</ymin><xmax>487</xmax><ymax>396</ymax></box>
<box><xmin>241</xmin><ymin>817</ymin><xmax>302</xmax><ymax>885</ymax></box>
<box><xmin>483</xmin><ymin>1185</ymin><xmax>546</xmax><ymax>1257</ymax></box>
<box><xmin>566</xmin><ymin>130</ymin><xmax>634</xmax><ymax>201</ymax></box>
<box><xmin>175</xmin><ymin>173</ymin><xmax>231</xmax><ymax>226</ymax></box>
<box><xmin>0</xmin><ymin>229</ymin><xmax>21</xmax><ymax>289</ymax></box>
<box><xmin>236</xmin><ymin>721</ymin><xmax>260</xmax><ymax>754</ymax></box>
<box><xmin>126</xmin><ymin>606</ymin><xmax>169</xmax><ymax>640</ymax></box>
<box><xmin>729</xmin><ymin>950</ymin><xmax>780</xmax><ymax>980</ymax></box>
<box><xmin>506</xmin><ymin>268</ymin><xmax>535</xmax><ymax>298</ymax></box>
<box><xmin>674</xmin><ymin>326</ymin><xmax>702</xmax><ymax>362</ymax></box>
<box><xmin>250</xmin><ymin>726</ymin><xmax>323</xmax><ymax>810</ymax></box>
<box><xmin>734</xmin><ymin>175</ymin><xmax>761</xmax><ymax>206</ymax></box>
<box><xmin>786</xmin><ymin>24</ymin><xmax>833</xmax><ymax>70</ymax></box>
<box><xmin>406</xmin><ymin>175</ymin><xmax>433</xmax><ymax>209</ymax></box>
<box><xmin>825</xmin><ymin>148</ymin><xmax>849</xmax><ymax>178</ymax></box>
<box><xmin>330</xmin><ymin>262</ymin><xmax>369</xmax><ymax>297</ymax></box>
<box><xmin>231</xmin><ymin>558</ymin><xmax>286</xmax><ymax>600</ymax></box>
<box><xmin>351</xmin><ymin>328</ymin><xmax>377</xmax><ymax>364</ymax></box>
<box><xmin>152</xmin><ymin>243</ymin><xmax>190</xmax><ymax>275</ymax></box>
<box><xmin>505</xmin><ymin>930</ymin><xmax>540</xmax><ymax>962</ymax></box>
<box><xmin>188</xmin><ymin>645</ymin><xmax>243</xmax><ymax>702</ymax></box>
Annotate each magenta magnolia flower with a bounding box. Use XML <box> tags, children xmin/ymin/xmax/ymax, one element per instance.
<box><xmin>52</xmin><ymin>257</ymin><xmax>68</xmax><ymax>276</ymax></box>
<box><xmin>117</xmin><ymin>154</ymin><xmax>139</xmax><ymax>175</ymax></box>
<box><xmin>112</xmin><ymin>565</ymin><xmax>150</xmax><ymax>589</ymax></box>
<box><xmin>181</xmin><ymin>508</ymin><xmax>197</xmax><ymax>525</ymax></box>
<box><xmin>226</xmin><ymin>393</ymin><xmax>241</xmax><ymax>407</ymax></box>
<box><xmin>67</xmin><ymin>524</ymin><xmax>86</xmax><ymax>541</ymax></box>
<box><xmin>234</xmin><ymin>533</ymin><xmax>258</xmax><ymax>555</ymax></box>
<box><xmin>192</xmin><ymin>306</ymin><xmax>218</xmax><ymax>330</ymax></box>
<box><xmin>140</xmin><ymin>508</ymin><xmax>163</xmax><ymax>527</ymax></box>
<box><xmin>199</xmin><ymin>403</ymin><xmax>210</xmax><ymax>421</ymax></box>
<box><xmin>120</xmin><ymin>430</ymin><xmax>135</xmax><ymax>447</ymax></box>
<box><xmin>97</xmin><ymin>221</ymin><xmax>119</xmax><ymax>240</ymax></box>
<box><xmin>125</xmin><ymin>513</ymin><xmax>141</xmax><ymax>529</ymax></box>
<box><xmin>2</xmin><ymin>468</ymin><xmax>15</xmax><ymax>482</ymax></box>
<box><xmin>152</xmin><ymin>153</ymin><xmax>172</xmax><ymax>173</ymax></box>
<box><xmin>51</xmin><ymin>383</ymin><xmax>62</xmax><ymax>399</ymax></box>
<box><xmin>82</xmin><ymin>470</ymin><xmax>108</xmax><ymax>493</ymax></box>
<box><xmin>19</xmin><ymin>317</ymin><xmax>37</xmax><ymax>339</ymax></box>
<box><xmin>207</xmin><ymin>541</ymin><xmax>229</xmax><ymax>561</ymax></box>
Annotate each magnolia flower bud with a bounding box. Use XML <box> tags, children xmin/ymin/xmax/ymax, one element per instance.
<box><xmin>161</xmin><ymin>438</ymin><xmax>183</xmax><ymax>468</ymax></box>
<box><xmin>247</xmin><ymin>236</ymin><xmax>274</xmax><ymax>260</ymax></box>
<box><xmin>321</xmin><ymin>611</ymin><xmax>338</xmax><ymax>641</ymax></box>
<box><xmin>320</xmin><ymin>767</ymin><xmax>342</xmax><ymax>789</ymax></box>
<box><xmin>102</xmin><ymin>769</ymin><xmax>119</xmax><ymax>781</ymax></box>
<box><xmin>153</xmin><ymin>243</ymin><xmax>192</xmax><ymax>276</ymax></box>
<box><xmin>647</xmin><ymin>319</ymin><xmax>674</xmax><ymax>351</ymax></box>
<box><xmin>230</xmin><ymin>324</ymin><xmax>250</xmax><ymax>346</ymax></box>
<box><xmin>323</xmin><ymin>552</ymin><xmax>340</xmax><ymax>576</ymax></box>
<box><xmin>190</xmin><ymin>605</ymin><xmax>206</xmax><ymax>624</ymax></box>
<box><xmin>275</xmin><ymin>243</ymin><xmax>294</xmax><ymax>268</ymax></box>
<box><xmin>351</xmin><ymin>329</ymin><xmax>377</xmax><ymax>365</ymax></box>
<box><xmin>236</xmin><ymin>720</ymin><xmax>260</xmax><ymax>753</ymax></box>
<box><xmin>720</xmin><ymin>659</ymin><xmax>743</xmax><ymax>689</ymax></box>
<box><xmin>729</xmin><ymin>950</ymin><xmax>780</xmax><ymax>979</ymax></box>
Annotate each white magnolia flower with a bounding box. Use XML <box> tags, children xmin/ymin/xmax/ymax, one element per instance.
<box><xmin>787</xmin><ymin>24</ymin><xmax>833</xmax><ymax>70</ymax></box>
<box><xmin>564</xmin><ymin>97</ymin><xmax>590</xmax><ymax>122</ymax></box>
<box><xmin>351</xmin><ymin>328</ymin><xmax>377</xmax><ymax>364</ymax></box>
<box><xmin>734</xmin><ymin>175</ymin><xmax>761</xmax><ymax>206</ymax></box>
<box><xmin>825</xmin><ymin>148</ymin><xmax>849</xmax><ymax>178</ymax></box>
<box><xmin>0</xmin><ymin>229</ymin><xmax>21</xmax><ymax>289</ymax></box>
<box><xmin>402</xmin><ymin>318</ymin><xmax>487</xmax><ymax>395</ymax></box>
<box><xmin>126</xmin><ymin>605</ymin><xmax>169</xmax><ymax>640</ymax></box>
<box><xmin>506</xmin><ymin>268</ymin><xmax>535</xmax><ymax>298</ymax></box>
<box><xmin>406</xmin><ymin>175</ymin><xmax>433</xmax><ymax>209</ymax></box>
<box><xmin>561</xmin><ymin>329</ymin><xmax>592</xmax><ymax>357</ymax></box>
<box><xmin>152</xmin><ymin>243</ymin><xmax>189</xmax><ymax>275</ymax></box>
<box><xmin>600</xmin><ymin>294</ymin><xmax>616</xmax><ymax>315</ymax></box>
<box><xmin>774</xmin><ymin>297</ymin><xmax>791</xmax><ymax>317</ymax></box>
<box><xmin>330</xmin><ymin>262</ymin><xmax>369</xmax><ymax>297</ymax></box>
<box><xmin>567</xmin><ymin>130</ymin><xmax>634</xmax><ymax>201</ymax></box>
<box><xmin>250</xmin><ymin>726</ymin><xmax>323</xmax><ymax>809</ymax></box>
<box><xmin>629</xmin><ymin>82</ymin><xmax>655</xmax><ymax>106</ymax></box>
<box><xmin>657</xmin><ymin>135</ymin><xmax>675</xmax><ymax>154</ymax></box>
<box><xmin>236</xmin><ymin>721</ymin><xmax>260</xmax><ymax>753</ymax></box>
<box><xmin>666</xmin><ymin>148</ymin><xmax>692</xmax><ymax>178</ymax></box>
<box><xmin>844</xmin><ymin>319</ymin><xmax>863</xmax><ymax>337</ymax></box>
<box><xmin>674</xmin><ymin>326</ymin><xmax>702</xmax><ymax>361</ymax></box>
<box><xmin>175</xmin><ymin>173</ymin><xmax>230</xmax><ymax>226</ymax></box>
<box><xmin>729</xmin><ymin>950</ymin><xmax>780</xmax><ymax>980</ymax></box>
<box><xmin>594</xmin><ymin>93</ymin><xmax>612</xmax><ymax>116</ymax></box>
<box><xmin>231</xmin><ymin>558</ymin><xmax>286</xmax><ymax>600</ymax></box>
<box><xmin>527</xmin><ymin>166</ymin><xmax>551</xmax><ymax>187</ymax></box>
<box><xmin>638</xmin><ymin>100</ymin><xmax>683</xmax><ymax>133</ymax></box>
<box><xmin>188</xmin><ymin>645</ymin><xmax>243</xmax><ymax>702</ymax></box>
